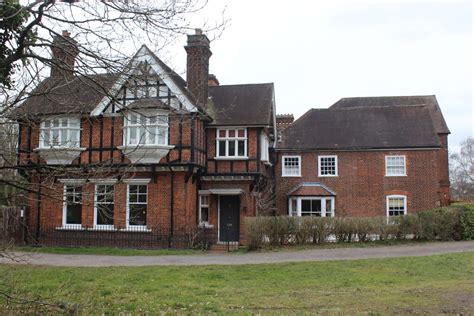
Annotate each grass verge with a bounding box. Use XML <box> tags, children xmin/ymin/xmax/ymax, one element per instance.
<box><xmin>13</xmin><ymin>246</ymin><xmax>203</xmax><ymax>256</ymax></box>
<box><xmin>0</xmin><ymin>252</ymin><xmax>473</xmax><ymax>314</ymax></box>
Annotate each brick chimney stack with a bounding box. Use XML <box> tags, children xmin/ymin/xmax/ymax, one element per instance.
<box><xmin>276</xmin><ymin>114</ymin><xmax>294</xmax><ymax>131</ymax></box>
<box><xmin>50</xmin><ymin>30</ymin><xmax>79</xmax><ymax>79</ymax></box>
<box><xmin>185</xmin><ymin>29</ymin><xmax>212</xmax><ymax>106</ymax></box>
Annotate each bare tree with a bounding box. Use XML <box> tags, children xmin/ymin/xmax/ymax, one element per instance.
<box><xmin>450</xmin><ymin>137</ymin><xmax>474</xmax><ymax>201</ymax></box>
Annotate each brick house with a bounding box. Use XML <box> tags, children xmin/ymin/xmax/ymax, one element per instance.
<box><xmin>275</xmin><ymin>96</ymin><xmax>450</xmax><ymax>218</ymax></box>
<box><xmin>14</xmin><ymin>30</ymin><xmax>450</xmax><ymax>247</ymax></box>
<box><xmin>14</xmin><ymin>30</ymin><xmax>276</xmax><ymax>246</ymax></box>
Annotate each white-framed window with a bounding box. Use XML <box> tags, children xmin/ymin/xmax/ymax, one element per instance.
<box><xmin>216</xmin><ymin>128</ymin><xmax>247</xmax><ymax>158</ymax></box>
<box><xmin>123</xmin><ymin>111</ymin><xmax>168</xmax><ymax>146</ymax></box>
<box><xmin>318</xmin><ymin>155</ymin><xmax>338</xmax><ymax>177</ymax></box>
<box><xmin>288</xmin><ymin>197</ymin><xmax>335</xmax><ymax>217</ymax></box>
<box><xmin>282</xmin><ymin>155</ymin><xmax>301</xmax><ymax>177</ymax></box>
<box><xmin>40</xmin><ymin>117</ymin><xmax>81</xmax><ymax>148</ymax></box>
<box><xmin>199</xmin><ymin>194</ymin><xmax>210</xmax><ymax>224</ymax></box>
<box><xmin>260</xmin><ymin>132</ymin><xmax>270</xmax><ymax>162</ymax></box>
<box><xmin>386</xmin><ymin>195</ymin><xmax>407</xmax><ymax>217</ymax></box>
<box><xmin>127</xmin><ymin>184</ymin><xmax>147</xmax><ymax>227</ymax></box>
<box><xmin>63</xmin><ymin>185</ymin><xmax>82</xmax><ymax>228</ymax></box>
<box><xmin>94</xmin><ymin>184</ymin><xmax>115</xmax><ymax>227</ymax></box>
<box><xmin>385</xmin><ymin>155</ymin><xmax>406</xmax><ymax>176</ymax></box>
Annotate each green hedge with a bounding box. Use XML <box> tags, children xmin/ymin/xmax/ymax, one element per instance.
<box><xmin>244</xmin><ymin>204</ymin><xmax>474</xmax><ymax>250</ymax></box>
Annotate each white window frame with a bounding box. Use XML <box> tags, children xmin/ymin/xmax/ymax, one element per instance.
<box><xmin>385</xmin><ymin>155</ymin><xmax>407</xmax><ymax>176</ymax></box>
<box><xmin>123</xmin><ymin>110</ymin><xmax>169</xmax><ymax>146</ymax></box>
<box><xmin>94</xmin><ymin>183</ymin><xmax>115</xmax><ymax>229</ymax></box>
<box><xmin>282</xmin><ymin>155</ymin><xmax>301</xmax><ymax>177</ymax></box>
<box><xmin>62</xmin><ymin>185</ymin><xmax>82</xmax><ymax>229</ymax></box>
<box><xmin>215</xmin><ymin>128</ymin><xmax>248</xmax><ymax>159</ymax></box>
<box><xmin>318</xmin><ymin>155</ymin><xmax>338</xmax><ymax>177</ymax></box>
<box><xmin>260</xmin><ymin>132</ymin><xmax>270</xmax><ymax>162</ymax></box>
<box><xmin>288</xmin><ymin>196</ymin><xmax>335</xmax><ymax>217</ymax></box>
<box><xmin>199</xmin><ymin>194</ymin><xmax>211</xmax><ymax>227</ymax></box>
<box><xmin>39</xmin><ymin>117</ymin><xmax>81</xmax><ymax>148</ymax></box>
<box><xmin>126</xmin><ymin>183</ymin><xmax>148</xmax><ymax>229</ymax></box>
<box><xmin>386</xmin><ymin>195</ymin><xmax>407</xmax><ymax>217</ymax></box>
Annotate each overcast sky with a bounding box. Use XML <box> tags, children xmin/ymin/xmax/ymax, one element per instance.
<box><xmin>168</xmin><ymin>0</ymin><xmax>472</xmax><ymax>152</ymax></box>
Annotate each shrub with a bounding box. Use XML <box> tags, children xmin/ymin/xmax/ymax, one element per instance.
<box><xmin>244</xmin><ymin>203</ymin><xmax>473</xmax><ymax>249</ymax></box>
<box><xmin>461</xmin><ymin>204</ymin><xmax>474</xmax><ymax>240</ymax></box>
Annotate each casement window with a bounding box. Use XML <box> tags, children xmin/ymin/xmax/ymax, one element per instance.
<box><xmin>40</xmin><ymin>117</ymin><xmax>81</xmax><ymax>148</ymax></box>
<box><xmin>385</xmin><ymin>155</ymin><xmax>406</xmax><ymax>176</ymax></box>
<box><xmin>260</xmin><ymin>132</ymin><xmax>270</xmax><ymax>162</ymax></box>
<box><xmin>63</xmin><ymin>185</ymin><xmax>82</xmax><ymax>227</ymax></box>
<box><xmin>199</xmin><ymin>194</ymin><xmax>210</xmax><ymax>225</ymax></box>
<box><xmin>216</xmin><ymin>128</ymin><xmax>247</xmax><ymax>158</ymax></box>
<box><xmin>386</xmin><ymin>195</ymin><xmax>407</xmax><ymax>217</ymax></box>
<box><xmin>95</xmin><ymin>184</ymin><xmax>115</xmax><ymax>227</ymax></box>
<box><xmin>318</xmin><ymin>155</ymin><xmax>338</xmax><ymax>177</ymax></box>
<box><xmin>289</xmin><ymin>197</ymin><xmax>335</xmax><ymax>217</ymax></box>
<box><xmin>282</xmin><ymin>155</ymin><xmax>301</xmax><ymax>177</ymax></box>
<box><xmin>123</xmin><ymin>111</ymin><xmax>168</xmax><ymax>146</ymax></box>
<box><xmin>127</xmin><ymin>184</ymin><xmax>147</xmax><ymax>227</ymax></box>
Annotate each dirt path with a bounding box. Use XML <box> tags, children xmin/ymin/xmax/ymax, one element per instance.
<box><xmin>2</xmin><ymin>241</ymin><xmax>474</xmax><ymax>267</ymax></box>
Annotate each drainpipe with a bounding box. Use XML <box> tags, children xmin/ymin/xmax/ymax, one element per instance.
<box><xmin>35</xmin><ymin>175</ymin><xmax>42</xmax><ymax>244</ymax></box>
<box><xmin>168</xmin><ymin>167</ymin><xmax>174</xmax><ymax>248</ymax></box>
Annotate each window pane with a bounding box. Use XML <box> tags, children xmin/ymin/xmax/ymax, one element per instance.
<box><xmin>66</xmin><ymin>204</ymin><xmax>82</xmax><ymax>224</ymax></box>
<box><xmin>228</xmin><ymin>130</ymin><xmax>235</xmax><ymax>137</ymax></box>
<box><xmin>291</xmin><ymin>199</ymin><xmax>297</xmax><ymax>216</ymax></box>
<box><xmin>218</xmin><ymin>140</ymin><xmax>226</xmax><ymax>156</ymax></box>
<box><xmin>228</xmin><ymin>140</ymin><xmax>236</xmax><ymax>156</ymax></box>
<box><xmin>218</xmin><ymin>130</ymin><xmax>226</xmax><ymax>138</ymax></box>
<box><xmin>238</xmin><ymin>129</ymin><xmax>245</xmax><ymax>137</ymax></box>
<box><xmin>97</xmin><ymin>204</ymin><xmax>114</xmax><ymax>225</ymax></box>
<box><xmin>301</xmin><ymin>200</ymin><xmax>311</xmax><ymax>215</ymax></box>
<box><xmin>325</xmin><ymin>199</ymin><xmax>333</xmax><ymax>217</ymax></box>
<box><xmin>70</xmin><ymin>130</ymin><xmax>79</xmax><ymax>145</ymax></box>
<box><xmin>312</xmin><ymin>200</ymin><xmax>322</xmax><ymax>216</ymax></box>
<box><xmin>238</xmin><ymin>140</ymin><xmax>245</xmax><ymax>156</ymax></box>
<box><xmin>201</xmin><ymin>207</ymin><xmax>209</xmax><ymax>222</ymax></box>
<box><xmin>129</xmin><ymin>205</ymin><xmax>147</xmax><ymax>226</ymax></box>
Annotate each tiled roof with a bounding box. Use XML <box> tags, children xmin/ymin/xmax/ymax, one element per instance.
<box><xmin>278</xmin><ymin>104</ymin><xmax>441</xmax><ymax>150</ymax></box>
<box><xmin>208</xmin><ymin>83</ymin><xmax>274</xmax><ymax>126</ymax></box>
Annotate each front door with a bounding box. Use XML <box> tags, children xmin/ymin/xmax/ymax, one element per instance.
<box><xmin>219</xmin><ymin>195</ymin><xmax>240</xmax><ymax>242</ymax></box>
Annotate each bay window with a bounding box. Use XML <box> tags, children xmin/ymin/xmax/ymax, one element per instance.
<box><xmin>289</xmin><ymin>197</ymin><xmax>335</xmax><ymax>217</ymax></box>
<box><xmin>40</xmin><ymin>117</ymin><xmax>80</xmax><ymax>148</ymax></box>
<box><xmin>216</xmin><ymin>128</ymin><xmax>247</xmax><ymax>158</ymax></box>
<box><xmin>123</xmin><ymin>111</ymin><xmax>168</xmax><ymax>146</ymax></box>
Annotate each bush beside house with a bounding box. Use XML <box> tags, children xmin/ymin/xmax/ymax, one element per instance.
<box><xmin>245</xmin><ymin>204</ymin><xmax>474</xmax><ymax>250</ymax></box>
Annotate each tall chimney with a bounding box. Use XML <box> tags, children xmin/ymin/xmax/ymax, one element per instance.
<box><xmin>185</xmin><ymin>29</ymin><xmax>212</xmax><ymax>106</ymax></box>
<box><xmin>50</xmin><ymin>30</ymin><xmax>79</xmax><ymax>79</ymax></box>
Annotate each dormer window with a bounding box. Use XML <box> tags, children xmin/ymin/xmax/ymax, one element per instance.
<box><xmin>40</xmin><ymin>117</ymin><xmax>81</xmax><ymax>148</ymax></box>
<box><xmin>123</xmin><ymin>111</ymin><xmax>169</xmax><ymax>146</ymax></box>
<box><xmin>216</xmin><ymin>128</ymin><xmax>247</xmax><ymax>159</ymax></box>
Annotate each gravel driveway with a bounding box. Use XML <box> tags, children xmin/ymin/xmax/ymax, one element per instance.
<box><xmin>2</xmin><ymin>241</ymin><xmax>474</xmax><ymax>267</ymax></box>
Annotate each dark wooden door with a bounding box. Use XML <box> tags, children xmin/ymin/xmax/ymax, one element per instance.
<box><xmin>219</xmin><ymin>196</ymin><xmax>240</xmax><ymax>242</ymax></box>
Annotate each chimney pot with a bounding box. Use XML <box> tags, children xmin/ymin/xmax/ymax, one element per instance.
<box><xmin>195</xmin><ymin>28</ymin><xmax>203</xmax><ymax>35</ymax></box>
<box><xmin>62</xmin><ymin>30</ymin><xmax>70</xmax><ymax>37</ymax></box>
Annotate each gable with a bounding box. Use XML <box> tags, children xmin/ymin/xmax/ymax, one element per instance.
<box><xmin>91</xmin><ymin>45</ymin><xmax>198</xmax><ymax>116</ymax></box>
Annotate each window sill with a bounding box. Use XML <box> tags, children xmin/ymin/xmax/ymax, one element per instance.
<box><xmin>121</xmin><ymin>227</ymin><xmax>152</xmax><ymax>232</ymax></box>
<box><xmin>199</xmin><ymin>222</ymin><xmax>214</xmax><ymax>228</ymax></box>
<box><xmin>213</xmin><ymin>157</ymin><xmax>248</xmax><ymax>161</ymax></box>
<box><xmin>34</xmin><ymin>147</ymin><xmax>85</xmax><ymax>165</ymax></box>
<box><xmin>55</xmin><ymin>225</ymin><xmax>84</xmax><ymax>231</ymax></box>
<box><xmin>118</xmin><ymin>145</ymin><xmax>174</xmax><ymax>163</ymax></box>
<box><xmin>385</xmin><ymin>175</ymin><xmax>407</xmax><ymax>177</ymax></box>
<box><xmin>282</xmin><ymin>174</ymin><xmax>301</xmax><ymax>177</ymax></box>
<box><xmin>318</xmin><ymin>175</ymin><xmax>338</xmax><ymax>177</ymax></box>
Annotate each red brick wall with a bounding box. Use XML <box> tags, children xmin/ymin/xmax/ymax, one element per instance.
<box><xmin>275</xmin><ymin>149</ymin><xmax>443</xmax><ymax>217</ymax></box>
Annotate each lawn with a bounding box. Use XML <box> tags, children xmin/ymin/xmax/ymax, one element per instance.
<box><xmin>0</xmin><ymin>252</ymin><xmax>473</xmax><ymax>314</ymax></box>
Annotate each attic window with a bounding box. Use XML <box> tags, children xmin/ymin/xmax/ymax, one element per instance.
<box><xmin>40</xmin><ymin>117</ymin><xmax>81</xmax><ymax>148</ymax></box>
